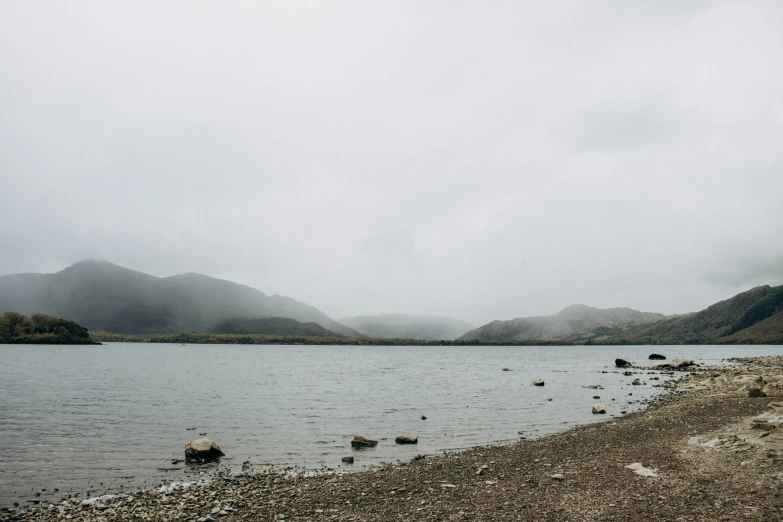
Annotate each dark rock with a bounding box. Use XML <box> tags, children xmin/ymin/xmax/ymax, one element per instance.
<box><xmin>421</xmin><ymin>415</ymin><xmax>427</xmax><ymax>420</ymax></box>
<box><xmin>648</xmin><ymin>354</ymin><xmax>666</xmax><ymax>360</ymax></box>
<box><xmin>185</xmin><ymin>438</ymin><xmax>225</xmax><ymax>462</ymax></box>
<box><xmin>615</xmin><ymin>359</ymin><xmax>632</xmax><ymax>368</ymax></box>
<box><xmin>502</xmin><ymin>368</ymin><xmax>512</xmax><ymax>371</ymax></box>
<box><xmin>341</xmin><ymin>456</ymin><xmax>354</xmax><ymax>463</ymax></box>
<box><xmin>748</xmin><ymin>388</ymin><xmax>767</xmax><ymax>398</ymax></box>
<box><xmin>395</xmin><ymin>436</ymin><xmax>418</xmax><ymax>444</ymax></box>
<box><xmin>533</xmin><ymin>380</ymin><xmax>545</xmax><ymax>386</ymax></box>
<box><xmin>351</xmin><ymin>436</ymin><xmax>378</xmax><ymax>448</ymax></box>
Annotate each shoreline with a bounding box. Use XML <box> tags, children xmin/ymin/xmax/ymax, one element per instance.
<box><xmin>5</xmin><ymin>356</ymin><xmax>782</xmax><ymax>521</ymax></box>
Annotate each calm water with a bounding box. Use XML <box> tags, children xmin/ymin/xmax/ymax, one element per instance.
<box><xmin>1</xmin><ymin>343</ymin><xmax>782</xmax><ymax>507</ymax></box>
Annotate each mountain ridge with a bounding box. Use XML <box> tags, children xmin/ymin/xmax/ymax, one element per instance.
<box><xmin>458</xmin><ymin>304</ymin><xmax>668</xmax><ymax>341</ymax></box>
<box><xmin>0</xmin><ymin>260</ymin><xmax>361</xmax><ymax>337</ymax></box>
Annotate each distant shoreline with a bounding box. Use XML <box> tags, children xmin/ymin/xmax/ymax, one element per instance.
<box><xmin>85</xmin><ymin>332</ymin><xmax>782</xmax><ymax>346</ymax></box>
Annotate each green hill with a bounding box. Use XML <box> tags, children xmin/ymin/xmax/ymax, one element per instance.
<box><xmin>564</xmin><ymin>285</ymin><xmax>783</xmax><ymax>345</ymax></box>
<box><xmin>207</xmin><ymin>316</ymin><xmax>344</xmax><ymax>337</ymax></box>
<box><xmin>458</xmin><ymin>304</ymin><xmax>668</xmax><ymax>341</ymax></box>
<box><xmin>0</xmin><ymin>261</ymin><xmax>360</xmax><ymax>336</ymax></box>
<box><xmin>0</xmin><ymin>312</ymin><xmax>97</xmax><ymax>344</ymax></box>
<box><xmin>338</xmin><ymin>314</ymin><xmax>475</xmax><ymax>340</ymax></box>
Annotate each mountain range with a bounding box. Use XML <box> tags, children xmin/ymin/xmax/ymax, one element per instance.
<box><xmin>0</xmin><ymin>260</ymin><xmax>359</xmax><ymax>336</ymax></box>
<box><xmin>1</xmin><ymin>261</ymin><xmax>781</xmax><ymax>344</ymax></box>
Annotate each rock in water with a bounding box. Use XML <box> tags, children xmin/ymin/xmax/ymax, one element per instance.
<box><xmin>592</xmin><ymin>404</ymin><xmax>607</xmax><ymax>414</ymax></box>
<box><xmin>351</xmin><ymin>436</ymin><xmax>378</xmax><ymax>448</ymax></box>
<box><xmin>533</xmin><ymin>380</ymin><xmax>545</xmax><ymax>386</ymax></box>
<box><xmin>341</xmin><ymin>456</ymin><xmax>354</xmax><ymax>463</ymax></box>
<box><xmin>184</xmin><ymin>438</ymin><xmax>225</xmax><ymax>461</ymax></box>
<box><xmin>648</xmin><ymin>354</ymin><xmax>666</xmax><ymax>360</ymax></box>
<box><xmin>632</xmin><ymin>378</ymin><xmax>641</xmax><ymax>385</ymax></box>
<box><xmin>615</xmin><ymin>359</ymin><xmax>632</xmax><ymax>368</ymax></box>
<box><xmin>395</xmin><ymin>436</ymin><xmax>418</xmax><ymax>444</ymax></box>
<box><xmin>748</xmin><ymin>388</ymin><xmax>767</xmax><ymax>398</ymax></box>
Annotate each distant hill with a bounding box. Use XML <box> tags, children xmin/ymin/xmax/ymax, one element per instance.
<box><xmin>458</xmin><ymin>305</ymin><xmax>668</xmax><ymax>341</ymax></box>
<box><xmin>207</xmin><ymin>316</ymin><xmax>344</xmax><ymax>337</ymax></box>
<box><xmin>338</xmin><ymin>314</ymin><xmax>475</xmax><ymax>340</ymax></box>
<box><xmin>0</xmin><ymin>312</ymin><xmax>97</xmax><ymax>344</ymax></box>
<box><xmin>0</xmin><ymin>261</ymin><xmax>360</xmax><ymax>336</ymax></box>
<box><xmin>567</xmin><ymin>285</ymin><xmax>783</xmax><ymax>345</ymax></box>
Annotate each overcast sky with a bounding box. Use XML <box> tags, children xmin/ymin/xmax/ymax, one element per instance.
<box><xmin>1</xmin><ymin>1</ymin><xmax>782</xmax><ymax>325</ymax></box>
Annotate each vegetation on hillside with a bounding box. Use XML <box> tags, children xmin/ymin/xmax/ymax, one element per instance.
<box><xmin>0</xmin><ymin>312</ymin><xmax>96</xmax><ymax>344</ymax></box>
<box><xmin>207</xmin><ymin>317</ymin><xmax>345</xmax><ymax>337</ymax></box>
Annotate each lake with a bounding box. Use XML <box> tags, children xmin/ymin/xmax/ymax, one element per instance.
<box><xmin>1</xmin><ymin>343</ymin><xmax>782</xmax><ymax>508</ymax></box>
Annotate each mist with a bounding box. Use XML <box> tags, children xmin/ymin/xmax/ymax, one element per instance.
<box><xmin>1</xmin><ymin>1</ymin><xmax>782</xmax><ymax>324</ymax></box>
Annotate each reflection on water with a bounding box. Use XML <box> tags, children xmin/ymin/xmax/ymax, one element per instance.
<box><xmin>1</xmin><ymin>343</ymin><xmax>781</xmax><ymax>507</ymax></box>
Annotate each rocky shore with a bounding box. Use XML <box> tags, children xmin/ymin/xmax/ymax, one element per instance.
<box><xmin>4</xmin><ymin>356</ymin><xmax>783</xmax><ymax>522</ymax></box>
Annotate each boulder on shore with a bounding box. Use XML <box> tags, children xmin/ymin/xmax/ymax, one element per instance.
<box><xmin>615</xmin><ymin>359</ymin><xmax>632</xmax><ymax>368</ymax></box>
<box><xmin>592</xmin><ymin>404</ymin><xmax>607</xmax><ymax>414</ymax></box>
<box><xmin>648</xmin><ymin>354</ymin><xmax>666</xmax><ymax>360</ymax></box>
<box><xmin>533</xmin><ymin>380</ymin><xmax>545</xmax><ymax>386</ymax></box>
<box><xmin>351</xmin><ymin>435</ymin><xmax>378</xmax><ymax>448</ymax></box>
<box><xmin>748</xmin><ymin>388</ymin><xmax>767</xmax><ymax>398</ymax></box>
<box><xmin>395</xmin><ymin>436</ymin><xmax>418</xmax><ymax>444</ymax></box>
<box><xmin>184</xmin><ymin>438</ymin><xmax>225</xmax><ymax>462</ymax></box>
<box><xmin>651</xmin><ymin>360</ymin><xmax>695</xmax><ymax>370</ymax></box>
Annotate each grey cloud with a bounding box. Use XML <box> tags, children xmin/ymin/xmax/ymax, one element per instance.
<box><xmin>1</xmin><ymin>1</ymin><xmax>782</xmax><ymax>324</ymax></box>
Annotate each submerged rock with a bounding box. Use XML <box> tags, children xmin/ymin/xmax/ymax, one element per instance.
<box><xmin>185</xmin><ymin>438</ymin><xmax>225</xmax><ymax>462</ymax></box>
<box><xmin>395</xmin><ymin>436</ymin><xmax>418</xmax><ymax>444</ymax></box>
<box><xmin>615</xmin><ymin>359</ymin><xmax>632</xmax><ymax>368</ymax></box>
<box><xmin>351</xmin><ymin>436</ymin><xmax>378</xmax><ymax>448</ymax></box>
<box><xmin>648</xmin><ymin>354</ymin><xmax>666</xmax><ymax>360</ymax></box>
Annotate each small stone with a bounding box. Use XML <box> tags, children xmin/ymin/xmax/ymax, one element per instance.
<box><xmin>552</xmin><ymin>474</ymin><xmax>565</xmax><ymax>480</ymax></box>
<box><xmin>592</xmin><ymin>404</ymin><xmax>607</xmax><ymax>414</ymax></box>
<box><xmin>533</xmin><ymin>380</ymin><xmax>545</xmax><ymax>386</ymax></box>
<box><xmin>502</xmin><ymin>368</ymin><xmax>512</xmax><ymax>371</ymax></box>
<box><xmin>395</xmin><ymin>436</ymin><xmax>418</xmax><ymax>444</ymax></box>
<box><xmin>748</xmin><ymin>388</ymin><xmax>766</xmax><ymax>398</ymax></box>
<box><xmin>342</xmin><ymin>456</ymin><xmax>354</xmax><ymax>463</ymax></box>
